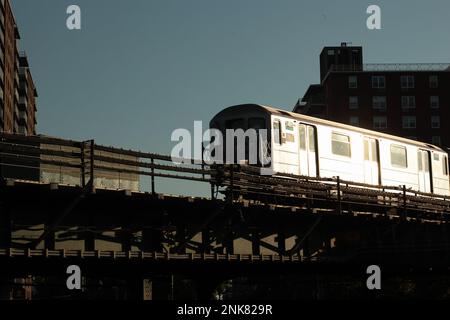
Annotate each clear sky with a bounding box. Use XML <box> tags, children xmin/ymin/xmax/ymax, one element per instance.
<box><xmin>11</xmin><ymin>0</ymin><xmax>450</xmax><ymax>195</ymax></box>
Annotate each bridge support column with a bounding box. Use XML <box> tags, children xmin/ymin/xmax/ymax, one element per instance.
<box><xmin>276</xmin><ymin>231</ymin><xmax>286</xmax><ymax>255</ymax></box>
<box><xmin>85</xmin><ymin>215</ymin><xmax>95</xmax><ymax>251</ymax></box>
<box><xmin>303</xmin><ymin>237</ymin><xmax>310</xmax><ymax>259</ymax></box>
<box><xmin>224</xmin><ymin>232</ymin><xmax>234</xmax><ymax>254</ymax></box>
<box><xmin>44</xmin><ymin>212</ymin><xmax>55</xmax><ymax>250</ymax></box>
<box><xmin>195</xmin><ymin>276</ymin><xmax>224</xmax><ymax>301</ymax></box>
<box><xmin>119</xmin><ymin>228</ymin><xmax>132</xmax><ymax>252</ymax></box>
<box><xmin>251</xmin><ymin>231</ymin><xmax>261</xmax><ymax>255</ymax></box>
<box><xmin>152</xmin><ymin>275</ymin><xmax>174</xmax><ymax>300</ymax></box>
<box><xmin>202</xmin><ymin>230</ymin><xmax>211</xmax><ymax>253</ymax></box>
<box><xmin>0</xmin><ymin>202</ymin><xmax>11</xmax><ymax>248</ymax></box>
<box><xmin>174</xmin><ymin>225</ymin><xmax>186</xmax><ymax>254</ymax></box>
<box><xmin>126</xmin><ymin>276</ymin><xmax>173</xmax><ymax>301</ymax></box>
<box><xmin>442</xmin><ymin>224</ymin><xmax>449</xmax><ymax>264</ymax></box>
<box><xmin>125</xmin><ymin>276</ymin><xmax>144</xmax><ymax>300</ymax></box>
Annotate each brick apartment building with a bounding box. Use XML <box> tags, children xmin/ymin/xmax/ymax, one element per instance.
<box><xmin>0</xmin><ymin>0</ymin><xmax>37</xmax><ymax>135</ymax></box>
<box><xmin>294</xmin><ymin>43</ymin><xmax>450</xmax><ymax>149</ymax></box>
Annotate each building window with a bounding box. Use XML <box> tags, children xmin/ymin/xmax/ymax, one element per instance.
<box><xmin>443</xmin><ymin>155</ymin><xmax>449</xmax><ymax>176</ymax></box>
<box><xmin>431</xmin><ymin>116</ymin><xmax>440</xmax><ymax>128</ymax></box>
<box><xmin>401</xmin><ymin>75</ymin><xmax>415</xmax><ymax>89</ymax></box>
<box><xmin>372</xmin><ymin>96</ymin><xmax>387</xmax><ymax>110</ymax></box>
<box><xmin>373</xmin><ymin>116</ymin><xmax>387</xmax><ymax>129</ymax></box>
<box><xmin>349</xmin><ymin>96</ymin><xmax>359</xmax><ymax>109</ymax></box>
<box><xmin>401</xmin><ymin>96</ymin><xmax>416</xmax><ymax>110</ymax></box>
<box><xmin>348</xmin><ymin>76</ymin><xmax>357</xmax><ymax>89</ymax></box>
<box><xmin>430</xmin><ymin>96</ymin><xmax>440</xmax><ymax>109</ymax></box>
<box><xmin>390</xmin><ymin>145</ymin><xmax>408</xmax><ymax>168</ymax></box>
<box><xmin>349</xmin><ymin>116</ymin><xmax>359</xmax><ymax>126</ymax></box>
<box><xmin>331</xmin><ymin>132</ymin><xmax>351</xmax><ymax>157</ymax></box>
<box><xmin>432</xmin><ymin>136</ymin><xmax>441</xmax><ymax>146</ymax></box>
<box><xmin>429</xmin><ymin>75</ymin><xmax>439</xmax><ymax>88</ymax></box>
<box><xmin>402</xmin><ymin>116</ymin><xmax>416</xmax><ymax>129</ymax></box>
<box><xmin>372</xmin><ymin>76</ymin><xmax>385</xmax><ymax>89</ymax></box>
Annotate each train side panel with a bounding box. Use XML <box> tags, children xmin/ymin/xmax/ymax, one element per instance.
<box><xmin>378</xmin><ymin>139</ymin><xmax>419</xmax><ymax>190</ymax></box>
<box><xmin>431</xmin><ymin>152</ymin><xmax>450</xmax><ymax>196</ymax></box>
<box><xmin>212</xmin><ymin>105</ymin><xmax>450</xmax><ymax>197</ymax></box>
<box><xmin>315</xmin><ymin>124</ymin><xmax>365</xmax><ymax>183</ymax></box>
<box><xmin>270</xmin><ymin>115</ymin><xmax>299</xmax><ymax>175</ymax></box>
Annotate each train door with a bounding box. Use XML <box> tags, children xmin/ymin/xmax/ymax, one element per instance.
<box><xmin>363</xmin><ymin>137</ymin><xmax>380</xmax><ymax>185</ymax></box>
<box><xmin>418</xmin><ymin>149</ymin><xmax>432</xmax><ymax>193</ymax></box>
<box><xmin>298</xmin><ymin>124</ymin><xmax>317</xmax><ymax>177</ymax></box>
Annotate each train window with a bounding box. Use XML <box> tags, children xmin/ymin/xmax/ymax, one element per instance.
<box><xmin>363</xmin><ymin>139</ymin><xmax>378</xmax><ymax>161</ymax></box>
<box><xmin>364</xmin><ymin>140</ymin><xmax>369</xmax><ymax>160</ymax></box>
<box><xmin>299</xmin><ymin>125</ymin><xmax>306</xmax><ymax>150</ymax></box>
<box><xmin>418</xmin><ymin>152</ymin><xmax>422</xmax><ymax>171</ymax></box>
<box><xmin>390</xmin><ymin>145</ymin><xmax>408</xmax><ymax>168</ymax></box>
<box><xmin>308</xmin><ymin>127</ymin><xmax>315</xmax><ymax>152</ymax></box>
<box><xmin>273</xmin><ymin>120</ymin><xmax>282</xmax><ymax>145</ymax></box>
<box><xmin>443</xmin><ymin>155</ymin><xmax>449</xmax><ymax>176</ymax></box>
<box><xmin>331</xmin><ymin>132</ymin><xmax>351</xmax><ymax>157</ymax></box>
<box><xmin>423</xmin><ymin>153</ymin><xmax>430</xmax><ymax>172</ymax></box>
<box><xmin>225</xmin><ymin>118</ymin><xmax>245</xmax><ymax>130</ymax></box>
<box><xmin>285</xmin><ymin>121</ymin><xmax>294</xmax><ymax>132</ymax></box>
<box><xmin>371</xmin><ymin>141</ymin><xmax>378</xmax><ymax>161</ymax></box>
<box><xmin>433</xmin><ymin>153</ymin><xmax>440</xmax><ymax>161</ymax></box>
<box><xmin>248</xmin><ymin>118</ymin><xmax>265</xmax><ymax>130</ymax></box>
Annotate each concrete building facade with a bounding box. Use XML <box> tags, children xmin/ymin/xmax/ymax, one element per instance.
<box><xmin>0</xmin><ymin>0</ymin><xmax>37</xmax><ymax>135</ymax></box>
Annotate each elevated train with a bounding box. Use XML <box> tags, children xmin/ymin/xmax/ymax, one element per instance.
<box><xmin>211</xmin><ymin>104</ymin><xmax>450</xmax><ymax>196</ymax></box>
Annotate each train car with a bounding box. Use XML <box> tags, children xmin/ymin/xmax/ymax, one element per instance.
<box><xmin>210</xmin><ymin>104</ymin><xmax>450</xmax><ymax>196</ymax></box>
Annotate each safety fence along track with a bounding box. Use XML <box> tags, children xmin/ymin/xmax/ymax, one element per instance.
<box><xmin>1</xmin><ymin>132</ymin><xmax>450</xmax><ymax>223</ymax></box>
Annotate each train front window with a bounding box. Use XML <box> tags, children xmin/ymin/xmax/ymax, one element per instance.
<box><xmin>248</xmin><ymin>118</ymin><xmax>265</xmax><ymax>130</ymax></box>
<box><xmin>225</xmin><ymin>118</ymin><xmax>245</xmax><ymax>130</ymax></box>
<box><xmin>248</xmin><ymin>117</ymin><xmax>268</xmax><ymax>166</ymax></box>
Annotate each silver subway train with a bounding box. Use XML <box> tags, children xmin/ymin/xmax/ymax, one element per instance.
<box><xmin>210</xmin><ymin>104</ymin><xmax>450</xmax><ymax>196</ymax></box>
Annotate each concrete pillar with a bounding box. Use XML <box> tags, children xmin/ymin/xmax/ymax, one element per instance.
<box><xmin>202</xmin><ymin>230</ymin><xmax>211</xmax><ymax>253</ymax></box>
<box><xmin>251</xmin><ymin>231</ymin><xmax>261</xmax><ymax>255</ymax></box>
<box><xmin>0</xmin><ymin>203</ymin><xmax>11</xmax><ymax>248</ymax></box>
<box><xmin>277</xmin><ymin>231</ymin><xmax>286</xmax><ymax>255</ymax></box>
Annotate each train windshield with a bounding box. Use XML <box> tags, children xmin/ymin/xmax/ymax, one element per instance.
<box><xmin>223</xmin><ymin>117</ymin><xmax>268</xmax><ymax>166</ymax></box>
<box><xmin>225</xmin><ymin>118</ymin><xmax>245</xmax><ymax>130</ymax></box>
<box><xmin>248</xmin><ymin>118</ymin><xmax>266</xmax><ymax>130</ymax></box>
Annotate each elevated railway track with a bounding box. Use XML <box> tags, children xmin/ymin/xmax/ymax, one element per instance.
<box><xmin>2</xmin><ymin>132</ymin><xmax>450</xmax><ymax>298</ymax></box>
<box><xmin>1</xmin><ymin>132</ymin><xmax>450</xmax><ymax>266</ymax></box>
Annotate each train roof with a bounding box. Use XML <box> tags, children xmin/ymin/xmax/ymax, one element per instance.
<box><xmin>213</xmin><ymin>104</ymin><xmax>446</xmax><ymax>152</ymax></box>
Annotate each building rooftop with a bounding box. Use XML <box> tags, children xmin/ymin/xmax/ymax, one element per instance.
<box><xmin>321</xmin><ymin>63</ymin><xmax>450</xmax><ymax>83</ymax></box>
<box><xmin>328</xmin><ymin>63</ymin><xmax>450</xmax><ymax>73</ymax></box>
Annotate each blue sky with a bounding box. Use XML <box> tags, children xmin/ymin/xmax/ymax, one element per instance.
<box><xmin>11</xmin><ymin>0</ymin><xmax>450</xmax><ymax>195</ymax></box>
